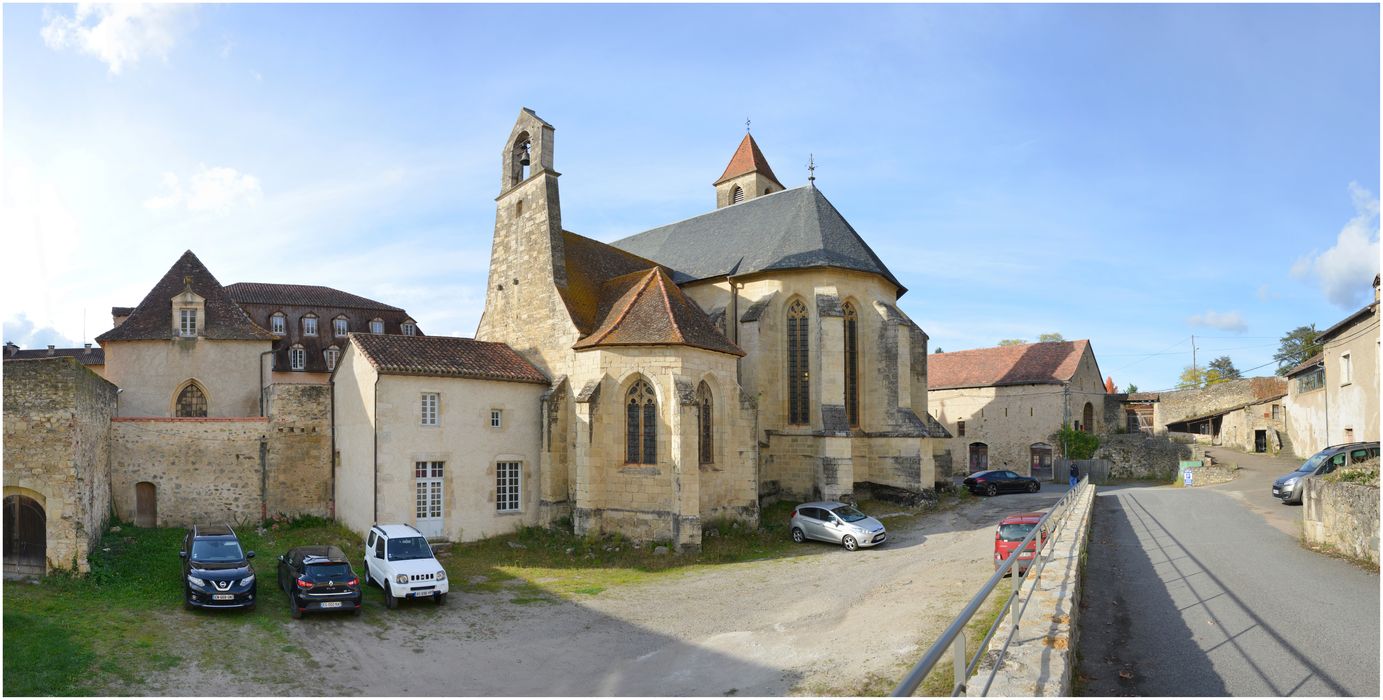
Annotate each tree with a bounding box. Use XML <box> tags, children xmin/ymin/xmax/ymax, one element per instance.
<box><xmin>933</xmin><ymin>347</ymin><xmax>944</xmax><ymax>354</ymax></box>
<box><xmin>1206</xmin><ymin>356</ymin><xmax>1241</xmax><ymax>382</ymax></box>
<box><xmin>1038</xmin><ymin>332</ymin><xmax>1065</xmax><ymax>343</ymax></box>
<box><xmin>1274</xmin><ymin>325</ymin><xmax>1321</xmax><ymax>375</ymax></box>
<box><xmin>997</xmin><ymin>339</ymin><xmax>1025</xmax><ymax>346</ymax></box>
<box><xmin>1124</xmin><ymin>383</ymin><xmax>1139</xmax><ymax>393</ymax></box>
<box><xmin>1177</xmin><ymin>366</ymin><xmax>1217</xmax><ymax>389</ymax></box>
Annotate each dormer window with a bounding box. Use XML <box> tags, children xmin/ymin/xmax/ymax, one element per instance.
<box><xmin>179</xmin><ymin>309</ymin><xmax>197</xmax><ymax>337</ymax></box>
<box><xmin>270</xmin><ymin>312</ymin><xmax>286</xmax><ymax>335</ymax></box>
<box><xmin>333</xmin><ymin>316</ymin><xmax>349</xmax><ymax>337</ymax></box>
<box><xmin>402</xmin><ymin>320</ymin><xmax>417</xmax><ymax>336</ymax></box>
<box><xmin>303</xmin><ymin>314</ymin><xmax>318</xmax><ymax>336</ymax></box>
<box><xmin>289</xmin><ymin>344</ymin><xmax>306</xmax><ymax>371</ymax></box>
<box><xmin>324</xmin><ymin>346</ymin><xmax>340</xmax><ymax>371</ymax></box>
<box><xmin>370</xmin><ymin>318</ymin><xmax>384</xmax><ymax>334</ymax></box>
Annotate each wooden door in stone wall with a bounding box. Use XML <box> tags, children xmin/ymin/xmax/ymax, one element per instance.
<box><xmin>3</xmin><ymin>495</ymin><xmax>46</xmax><ymax>577</ymax></box>
<box><xmin>1029</xmin><ymin>444</ymin><xmax>1053</xmax><ymax>480</ymax></box>
<box><xmin>135</xmin><ymin>482</ymin><xmax>158</xmax><ymax>527</ymax></box>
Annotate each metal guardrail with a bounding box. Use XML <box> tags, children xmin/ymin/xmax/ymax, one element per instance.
<box><xmin>891</xmin><ymin>477</ymin><xmax>1091</xmax><ymax>697</ymax></box>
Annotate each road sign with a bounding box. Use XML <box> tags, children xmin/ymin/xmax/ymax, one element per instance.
<box><xmin>1183</xmin><ymin>469</ymin><xmax>1194</xmax><ymax>486</ymax></box>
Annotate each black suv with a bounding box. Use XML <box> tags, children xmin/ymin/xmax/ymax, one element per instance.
<box><xmin>277</xmin><ymin>545</ymin><xmax>363</xmax><ymax>618</ymax></box>
<box><xmin>180</xmin><ymin>524</ymin><xmax>256</xmax><ymax>610</ymax></box>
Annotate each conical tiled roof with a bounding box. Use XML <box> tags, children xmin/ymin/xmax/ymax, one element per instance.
<box><xmin>714</xmin><ymin>133</ymin><xmax>781</xmax><ymax>187</ymax></box>
<box><xmin>572</xmin><ymin>268</ymin><xmax>743</xmax><ymax>356</ymax></box>
<box><xmin>97</xmin><ymin>250</ymin><xmax>275</xmax><ymax>342</ymax></box>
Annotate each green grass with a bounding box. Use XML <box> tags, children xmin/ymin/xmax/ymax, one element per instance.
<box><xmin>915</xmin><ymin>593</ymin><xmax>1010</xmax><ymax>696</ymax></box>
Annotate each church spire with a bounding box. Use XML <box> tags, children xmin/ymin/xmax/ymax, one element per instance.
<box><xmin>713</xmin><ymin>133</ymin><xmax>784</xmax><ymax>209</ymax></box>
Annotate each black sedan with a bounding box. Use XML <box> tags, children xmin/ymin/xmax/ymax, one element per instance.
<box><xmin>963</xmin><ymin>470</ymin><xmax>1041</xmax><ymax>496</ymax></box>
<box><xmin>277</xmin><ymin>545</ymin><xmax>363</xmax><ymax>618</ymax></box>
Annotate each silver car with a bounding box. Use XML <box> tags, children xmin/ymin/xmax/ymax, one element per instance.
<box><xmin>789</xmin><ymin>501</ymin><xmax>887</xmax><ymax>551</ymax></box>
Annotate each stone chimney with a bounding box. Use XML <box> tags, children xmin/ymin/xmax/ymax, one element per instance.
<box><xmin>84</xmin><ymin>343</ymin><xmax>93</xmax><ymax>354</ymax></box>
<box><xmin>3</xmin><ymin>341</ymin><xmax>17</xmax><ymax>358</ymax></box>
<box><xmin>46</xmin><ymin>344</ymin><xmax>55</xmax><ymax>356</ymax></box>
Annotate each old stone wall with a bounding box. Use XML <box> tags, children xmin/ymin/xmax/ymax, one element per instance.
<box><xmin>1302</xmin><ymin>479</ymin><xmax>1380</xmax><ymax>565</ymax></box>
<box><xmin>1154</xmin><ymin>377</ymin><xmax>1287</xmax><ymax>428</ymax></box>
<box><xmin>111</xmin><ymin>418</ymin><xmax>267</xmax><ymax>526</ymax></box>
<box><xmin>264</xmin><ymin>383</ymin><xmax>333</xmax><ymax>518</ymax></box>
<box><xmin>1217</xmin><ymin>399</ymin><xmax>1286</xmax><ymax>454</ymax></box>
<box><xmin>1091</xmin><ymin>432</ymin><xmax>1191</xmax><ymax>481</ymax></box>
<box><xmin>3</xmin><ymin>357</ymin><xmax>116</xmax><ymax>573</ymax></box>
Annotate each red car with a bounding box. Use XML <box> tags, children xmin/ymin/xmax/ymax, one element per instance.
<box><xmin>994</xmin><ymin>512</ymin><xmax>1048</xmax><ymax>576</ymax></box>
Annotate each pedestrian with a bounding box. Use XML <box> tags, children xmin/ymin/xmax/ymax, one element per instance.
<box><xmin>1068</xmin><ymin>461</ymin><xmax>1079</xmax><ymax>488</ymax></box>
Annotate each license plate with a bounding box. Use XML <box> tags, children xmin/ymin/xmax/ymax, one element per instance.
<box><xmin>320</xmin><ymin>601</ymin><xmax>342</xmax><ymax>609</ymax></box>
<box><xmin>212</xmin><ymin>594</ymin><xmax>234</xmax><ymax>601</ymax></box>
<box><xmin>413</xmin><ymin>590</ymin><xmax>433</xmax><ymax>597</ymax></box>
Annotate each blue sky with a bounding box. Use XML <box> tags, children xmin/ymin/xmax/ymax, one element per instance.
<box><xmin>4</xmin><ymin>3</ymin><xmax>1379</xmax><ymax>391</ymax></box>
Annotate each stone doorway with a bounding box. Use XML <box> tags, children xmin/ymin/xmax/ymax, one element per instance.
<box><xmin>3</xmin><ymin>495</ymin><xmax>46</xmax><ymax>578</ymax></box>
<box><xmin>1254</xmin><ymin>430</ymin><xmax>1267</xmax><ymax>453</ymax></box>
<box><xmin>1030</xmin><ymin>443</ymin><xmax>1054</xmax><ymax>480</ymax></box>
<box><xmin>135</xmin><ymin>482</ymin><xmax>158</xmax><ymax>527</ymax></box>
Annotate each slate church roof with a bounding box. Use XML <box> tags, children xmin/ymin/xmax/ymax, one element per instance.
<box><xmin>928</xmin><ymin>340</ymin><xmax>1093</xmax><ymax>391</ymax></box>
<box><xmin>610</xmin><ymin>185</ymin><xmax>906</xmax><ymax>294</ymax></box>
<box><xmin>96</xmin><ymin>250</ymin><xmax>275</xmax><ymax>343</ymax></box>
<box><xmin>350</xmin><ymin>333</ymin><xmax>547</xmax><ymax>385</ymax></box>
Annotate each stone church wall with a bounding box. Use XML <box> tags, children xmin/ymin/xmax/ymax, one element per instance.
<box><xmin>264</xmin><ymin>383</ymin><xmax>333</xmax><ymax>518</ymax></box>
<box><xmin>3</xmin><ymin>357</ymin><xmax>116</xmax><ymax>573</ymax></box>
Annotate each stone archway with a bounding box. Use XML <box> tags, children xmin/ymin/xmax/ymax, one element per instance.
<box><xmin>1082</xmin><ymin>402</ymin><xmax>1095</xmax><ymax>433</ymax></box>
<box><xmin>3</xmin><ymin>495</ymin><xmax>46</xmax><ymax>577</ymax></box>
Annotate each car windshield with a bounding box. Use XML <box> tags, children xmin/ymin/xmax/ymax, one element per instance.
<box><xmin>190</xmin><ymin>539</ymin><xmax>244</xmax><ymax>563</ymax></box>
<box><xmin>387</xmin><ymin>536</ymin><xmax>433</xmax><ymax>561</ymax></box>
<box><xmin>305</xmin><ymin>562</ymin><xmax>353</xmax><ymax>581</ymax></box>
<box><xmin>1297</xmin><ymin>454</ymin><xmax>1328</xmax><ymax>472</ymax></box>
<box><xmin>831</xmin><ymin>505</ymin><xmax>869</xmax><ymax>523</ymax></box>
<box><xmin>998</xmin><ymin>523</ymin><xmax>1037</xmax><ymax>542</ymax></box>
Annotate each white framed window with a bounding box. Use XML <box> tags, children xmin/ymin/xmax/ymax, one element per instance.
<box><xmin>1340</xmin><ymin>353</ymin><xmax>1352</xmax><ymax>386</ymax></box>
<box><xmin>333</xmin><ymin>317</ymin><xmax>349</xmax><ymax>336</ymax></box>
<box><xmin>324</xmin><ymin>347</ymin><xmax>340</xmax><ymax>371</ymax></box>
<box><xmin>496</xmin><ymin>461</ymin><xmax>521</xmax><ymax>513</ymax></box>
<box><xmin>370</xmin><ymin>318</ymin><xmax>384</xmax><ymax>334</ymax></box>
<box><xmin>415</xmin><ymin>461</ymin><xmax>444</xmax><ymax>522</ymax></box>
<box><xmin>289</xmin><ymin>345</ymin><xmax>306</xmax><ymax>370</ymax></box>
<box><xmin>490</xmin><ymin>409</ymin><xmax>502</xmax><ymax>428</ymax></box>
<box><xmin>179</xmin><ymin>309</ymin><xmax>197</xmax><ymax>337</ymax></box>
<box><xmin>270</xmin><ymin>312</ymin><xmax>286</xmax><ymax>335</ymax></box>
<box><xmin>421</xmin><ymin>393</ymin><xmax>439</xmax><ymax>426</ymax></box>
<box><xmin>402</xmin><ymin>320</ymin><xmax>417</xmax><ymax>336</ymax></box>
<box><xmin>303</xmin><ymin>315</ymin><xmax>318</xmax><ymax>336</ymax></box>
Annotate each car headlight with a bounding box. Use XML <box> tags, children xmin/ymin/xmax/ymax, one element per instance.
<box><xmin>187</xmin><ymin>575</ymin><xmax>206</xmax><ymax>587</ymax></box>
<box><xmin>435</xmin><ymin>570</ymin><xmax>446</xmax><ymax>581</ymax></box>
<box><xmin>239</xmin><ymin>575</ymin><xmax>255</xmax><ymax>587</ymax></box>
<box><xmin>1284</xmin><ymin>477</ymin><xmax>1299</xmax><ymax>486</ymax></box>
<box><xmin>395</xmin><ymin>573</ymin><xmax>409</xmax><ymax>585</ymax></box>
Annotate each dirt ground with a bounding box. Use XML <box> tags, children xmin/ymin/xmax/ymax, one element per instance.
<box><xmin>133</xmin><ymin>485</ymin><xmax>1072</xmax><ymax>696</ymax></box>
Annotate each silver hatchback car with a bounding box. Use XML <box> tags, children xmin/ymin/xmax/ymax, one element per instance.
<box><xmin>789</xmin><ymin>501</ymin><xmax>887</xmax><ymax>551</ymax></box>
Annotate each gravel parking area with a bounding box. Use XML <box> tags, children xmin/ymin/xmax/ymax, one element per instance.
<box><xmin>135</xmin><ymin>485</ymin><xmax>1072</xmax><ymax>696</ymax></box>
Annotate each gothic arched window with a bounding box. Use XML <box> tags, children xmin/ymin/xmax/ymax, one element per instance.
<box><xmin>626</xmin><ymin>379</ymin><xmax>657</xmax><ymax>464</ymax></box>
<box><xmin>843</xmin><ymin>302</ymin><xmax>860</xmax><ymax>427</ymax></box>
<box><xmin>697</xmin><ymin>382</ymin><xmax>714</xmax><ymax>465</ymax></box>
<box><xmin>176</xmin><ymin>383</ymin><xmax>207</xmax><ymax>418</ymax></box>
<box><xmin>787</xmin><ymin>299</ymin><xmax>810</xmax><ymax>425</ymax></box>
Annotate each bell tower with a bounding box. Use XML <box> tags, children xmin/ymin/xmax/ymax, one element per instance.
<box><xmin>714</xmin><ymin>133</ymin><xmax>784</xmax><ymax>208</ymax></box>
<box><xmin>475</xmin><ymin>108</ymin><xmax>573</xmax><ymax>375</ymax></box>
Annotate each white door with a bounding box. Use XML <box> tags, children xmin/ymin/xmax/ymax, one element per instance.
<box><xmin>415</xmin><ymin>461</ymin><xmax>444</xmax><ymax>538</ymax></box>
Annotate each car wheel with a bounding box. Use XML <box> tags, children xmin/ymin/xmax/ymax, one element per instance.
<box><xmin>289</xmin><ymin>596</ymin><xmax>302</xmax><ymax>619</ymax></box>
<box><xmin>435</xmin><ymin>593</ymin><xmax>446</xmax><ymax>606</ymax></box>
<box><xmin>385</xmin><ymin>584</ymin><xmax>398</xmax><ymax>609</ymax></box>
<box><xmin>1027</xmin><ymin>482</ymin><xmax>1039</xmax><ymax>493</ymax></box>
<box><xmin>791</xmin><ymin>527</ymin><xmax>806</xmax><ymax>544</ymax></box>
<box><xmin>985</xmin><ymin>484</ymin><xmax>998</xmax><ymax>497</ymax></box>
<box><xmin>353</xmin><ymin>605</ymin><xmax>363</xmax><ymax>617</ymax></box>
<box><xmin>842</xmin><ymin>535</ymin><xmax>859</xmax><ymax>551</ymax></box>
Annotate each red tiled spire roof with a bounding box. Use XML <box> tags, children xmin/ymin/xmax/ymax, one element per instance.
<box><xmin>714</xmin><ymin>133</ymin><xmax>781</xmax><ymax>187</ymax></box>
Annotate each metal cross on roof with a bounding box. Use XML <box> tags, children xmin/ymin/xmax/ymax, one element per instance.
<box><xmin>808</xmin><ymin>153</ymin><xmax>816</xmax><ymax>183</ymax></box>
<box><xmin>746</xmin><ymin>118</ymin><xmax>751</xmax><ymax>133</ymax></box>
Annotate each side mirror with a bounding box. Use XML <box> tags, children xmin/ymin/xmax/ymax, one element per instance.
<box><xmin>178</xmin><ymin>551</ymin><xmax>187</xmax><ymax>559</ymax></box>
<box><xmin>247</xmin><ymin>551</ymin><xmax>256</xmax><ymax>559</ymax></box>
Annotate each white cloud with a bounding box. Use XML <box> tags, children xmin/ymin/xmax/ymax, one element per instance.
<box><xmin>1187</xmin><ymin>310</ymin><xmax>1247</xmax><ymax>333</ymax></box>
<box><xmin>1291</xmin><ymin>182</ymin><xmax>1382</xmax><ymax>309</ymax></box>
<box><xmin>41</xmin><ymin>3</ymin><xmax>191</xmax><ymax>75</ymax></box>
<box><xmin>1255</xmin><ymin>283</ymin><xmax>1277</xmax><ymax>302</ymax></box>
<box><xmin>144</xmin><ymin>165</ymin><xmax>262</xmax><ymax>213</ymax></box>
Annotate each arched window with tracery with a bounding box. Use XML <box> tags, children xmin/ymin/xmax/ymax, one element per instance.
<box><xmin>176</xmin><ymin>383</ymin><xmax>207</xmax><ymax>417</ymax></box>
<box><xmin>843</xmin><ymin>302</ymin><xmax>860</xmax><ymax>427</ymax></box>
<box><xmin>626</xmin><ymin>379</ymin><xmax>657</xmax><ymax>464</ymax></box>
<box><xmin>787</xmin><ymin>299</ymin><xmax>810</xmax><ymax>424</ymax></box>
<box><xmin>697</xmin><ymin>382</ymin><xmax>714</xmax><ymax>465</ymax></box>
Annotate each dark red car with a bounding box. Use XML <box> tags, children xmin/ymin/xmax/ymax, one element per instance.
<box><xmin>994</xmin><ymin>512</ymin><xmax>1048</xmax><ymax>576</ymax></box>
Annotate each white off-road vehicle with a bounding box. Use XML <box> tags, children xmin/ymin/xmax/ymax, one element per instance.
<box><xmin>364</xmin><ymin>523</ymin><xmax>449</xmax><ymax>608</ymax></box>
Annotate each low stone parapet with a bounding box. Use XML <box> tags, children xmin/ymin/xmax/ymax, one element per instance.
<box><xmin>965</xmin><ymin>481</ymin><xmax>1096</xmax><ymax>696</ymax></box>
<box><xmin>1301</xmin><ymin>478</ymin><xmax>1380</xmax><ymax>566</ymax></box>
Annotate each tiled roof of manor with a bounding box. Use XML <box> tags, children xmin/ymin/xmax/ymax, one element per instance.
<box><xmin>96</xmin><ymin>250</ymin><xmax>275</xmax><ymax>343</ymax></box>
<box><xmin>609</xmin><ymin>185</ymin><xmax>906</xmax><ymax>294</ymax></box>
<box><xmin>225</xmin><ymin>283</ymin><xmax>404</xmax><ymax>311</ymax></box>
<box><xmin>572</xmin><ymin>268</ymin><xmax>744</xmax><ymax>355</ymax></box>
<box><xmin>929</xmin><ymin>340</ymin><xmax>1091</xmax><ymax>390</ymax></box>
<box><xmin>3</xmin><ymin>345</ymin><xmax>105</xmax><ymax>365</ymax></box>
<box><xmin>350</xmin><ymin>334</ymin><xmax>547</xmax><ymax>384</ymax></box>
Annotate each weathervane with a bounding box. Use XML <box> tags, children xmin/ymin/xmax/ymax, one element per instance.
<box><xmin>746</xmin><ymin>118</ymin><xmax>751</xmax><ymax>133</ymax></box>
<box><xmin>808</xmin><ymin>153</ymin><xmax>816</xmax><ymax>183</ymax></box>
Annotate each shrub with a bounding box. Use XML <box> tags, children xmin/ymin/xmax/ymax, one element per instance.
<box><xmin>1055</xmin><ymin>426</ymin><xmax>1100</xmax><ymax>460</ymax></box>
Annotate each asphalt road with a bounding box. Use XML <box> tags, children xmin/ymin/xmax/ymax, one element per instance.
<box><xmin>1077</xmin><ymin>450</ymin><xmax>1380</xmax><ymax>696</ymax></box>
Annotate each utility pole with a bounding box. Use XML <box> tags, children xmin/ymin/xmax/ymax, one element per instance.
<box><xmin>1192</xmin><ymin>335</ymin><xmax>1197</xmax><ymax>375</ymax></box>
